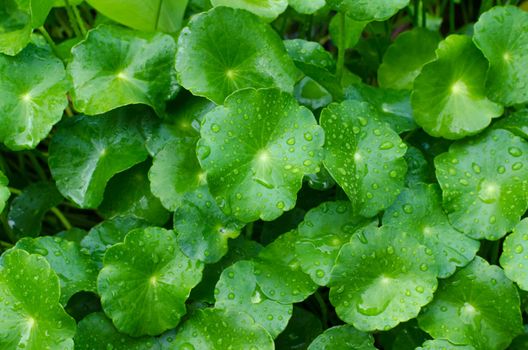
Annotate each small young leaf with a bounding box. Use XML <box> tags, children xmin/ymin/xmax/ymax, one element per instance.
<box><xmin>418</xmin><ymin>257</ymin><xmax>523</xmax><ymax>350</ymax></box>
<box><xmin>211</xmin><ymin>0</ymin><xmax>288</xmax><ymax>21</ymax></box>
<box><xmin>97</xmin><ymin>227</ymin><xmax>203</xmax><ymax>336</ymax></box>
<box><xmin>307</xmin><ymin>325</ymin><xmax>376</xmax><ymax>350</ymax></box>
<box><xmin>500</xmin><ymin>219</ymin><xmax>528</xmax><ymax>291</ymax></box>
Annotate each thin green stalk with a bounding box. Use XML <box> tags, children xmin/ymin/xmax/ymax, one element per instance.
<box><xmin>314</xmin><ymin>291</ymin><xmax>328</xmax><ymax>328</ymax></box>
<box><xmin>245</xmin><ymin>222</ymin><xmax>254</xmax><ymax>240</ymax></box>
<box><xmin>27</xmin><ymin>153</ymin><xmax>47</xmax><ymax>181</ymax></box>
<box><xmin>51</xmin><ymin>207</ymin><xmax>73</xmax><ymax>230</ymax></box>
<box><xmin>413</xmin><ymin>0</ymin><xmax>419</xmax><ymax>27</ymax></box>
<box><xmin>336</xmin><ymin>13</ymin><xmax>346</xmax><ymax>81</ymax></box>
<box><xmin>8</xmin><ymin>187</ymin><xmax>21</xmax><ymax>195</ymax></box>
<box><xmin>449</xmin><ymin>0</ymin><xmax>455</xmax><ymax>33</ymax></box>
<box><xmin>38</xmin><ymin>26</ymin><xmax>60</xmax><ymax>57</ymax></box>
<box><xmin>421</xmin><ymin>0</ymin><xmax>427</xmax><ymax>27</ymax></box>
<box><xmin>72</xmin><ymin>5</ymin><xmax>87</xmax><ymax>36</ymax></box>
<box><xmin>0</xmin><ymin>240</ymin><xmax>13</xmax><ymax>249</ymax></box>
<box><xmin>64</xmin><ymin>0</ymin><xmax>83</xmax><ymax>38</ymax></box>
<box><xmin>489</xmin><ymin>240</ymin><xmax>501</xmax><ymax>265</ymax></box>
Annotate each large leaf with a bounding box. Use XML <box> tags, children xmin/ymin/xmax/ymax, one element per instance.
<box><xmin>329</xmin><ymin>225</ymin><xmax>438</xmax><ymax>331</ymax></box>
<box><xmin>434</xmin><ymin>129</ymin><xmax>528</xmax><ymax>240</ymax></box>
<box><xmin>0</xmin><ymin>43</ymin><xmax>69</xmax><ymax>150</ymax></box>
<box><xmin>68</xmin><ymin>24</ymin><xmax>178</xmax><ymax>116</ymax></box>
<box><xmin>418</xmin><ymin>257</ymin><xmax>523</xmax><ymax>350</ymax></box>
<box><xmin>48</xmin><ymin>110</ymin><xmax>149</xmax><ymax>208</ymax></box>
<box><xmin>382</xmin><ymin>184</ymin><xmax>479</xmax><ymax>278</ymax></box>
<box><xmin>211</xmin><ymin>0</ymin><xmax>288</xmax><ymax>21</ymax></box>
<box><xmin>307</xmin><ymin>325</ymin><xmax>376</xmax><ymax>350</ymax></box>
<box><xmin>176</xmin><ymin>7</ymin><xmax>298</xmax><ymax>104</ymax></box>
<box><xmin>320</xmin><ymin>100</ymin><xmax>407</xmax><ymax>217</ymax></box>
<box><xmin>500</xmin><ymin>219</ymin><xmax>528</xmax><ymax>291</ymax></box>
<box><xmin>473</xmin><ymin>6</ymin><xmax>528</xmax><ymax>105</ymax></box>
<box><xmin>14</xmin><ymin>236</ymin><xmax>98</xmax><ymax>304</ymax></box>
<box><xmin>86</xmin><ymin>0</ymin><xmax>188</xmax><ymax>33</ymax></box>
<box><xmin>198</xmin><ymin>88</ymin><xmax>324</xmax><ymax>222</ymax></box>
<box><xmin>0</xmin><ymin>250</ymin><xmax>76</xmax><ymax>349</ymax></box>
<box><xmin>97</xmin><ymin>227</ymin><xmax>203</xmax><ymax>336</ymax></box>
<box><xmin>170</xmin><ymin>308</ymin><xmax>274</xmax><ymax>350</ymax></box>
<box><xmin>328</xmin><ymin>0</ymin><xmax>410</xmax><ymax>21</ymax></box>
<box><xmin>411</xmin><ymin>35</ymin><xmax>503</xmax><ymax>140</ymax></box>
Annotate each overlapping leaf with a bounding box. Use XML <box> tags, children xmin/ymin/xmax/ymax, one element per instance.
<box><xmin>211</xmin><ymin>0</ymin><xmax>288</xmax><ymax>21</ymax></box>
<box><xmin>328</xmin><ymin>0</ymin><xmax>410</xmax><ymax>21</ymax></box>
<box><xmin>0</xmin><ymin>171</ymin><xmax>9</xmax><ymax>214</ymax></box>
<box><xmin>307</xmin><ymin>325</ymin><xmax>376</xmax><ymax>350</ymax></box>
<box><xmin>500</xmin><ymin>219</ymin><xmax>528</xmax><ymax>291</ymax></box>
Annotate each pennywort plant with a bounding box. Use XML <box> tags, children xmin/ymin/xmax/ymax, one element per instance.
<box><xmin>0</xmin><ymin>0</ymin><xmax>527</xmax><ymax>349</ymax></box>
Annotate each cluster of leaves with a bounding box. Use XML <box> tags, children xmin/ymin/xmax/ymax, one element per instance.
<box><xmin>1</xmin><ymin>0</ymin><xmax>528</xmax><ymax>349</ymax></box>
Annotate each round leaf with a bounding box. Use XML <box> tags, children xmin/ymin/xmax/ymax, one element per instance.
<box><xmin>215</xmin><ymin>260</ymin><xmax>292</xmax><ymax>338</ymax></box>
<box><xmin>500</xmin><ymin>219</ymin><xmax>528</xmax><ymax>291</ymax></box>
<box><xmin>14</xmin><ymin>236</ymin><xmax>98</xmax><ymax>304</ymax></box>
<box><xmin>307</xmin><ymin>325</ymin><xmax>376</xmax><ymax>350</ymax></box>
<box><xmin>289</xmin><ymin>0</ymin><xmax>326</xmax><ymax>14</ymax></box>
<box><xmin>320</xmin><ymin>100</ymin><xmax>407</xmax><ymax>217</ymax></box>
<box><xmin>434</xmin><ymin>129</ymin><xmax>528</xmax><ymax>240</ymax></box>
<box><xmin>493</xmin><ymin>109</ymin><xmax>528</xmax><ymax>140</ymax></box>
<box><xmin>211</xmin><ymin>0</ymin><xmax>288</xmax><ymax>21</ymax></box>
<box><xmin>68</xmin><ymin>24</ymin><xmax>178</xmax><ymax>115</ymax></box>
<box><xmin>198</xmin><ymin>88</ymin><xmax>324</xmax><ymax>222</ymax></box>
<box><xmin>48</xmin><ymin>111</ymin><xmax>149</xmax><ymax>208</ymax></box>
<box><xmin>295</xmin><ymin>201</ymin><xmax>375</xmax><ymax>285</ymax></box>
<box><xmin>174</xmin><ymin>186</ymin><xmax>243</xmax><ymax>263</ymax></box>
<box><xmin>411</xmin><ymin>35</ymin><xmax>503</xmax><ymax>139</ymax></box>
<box><xmin>329</xmin><ymin>225</ymin><xmax>438</xmax><ymax>331</ymax></box>
<box><xmin>417</xmin><ymin>340</ymin><xmax>475</xmax><ymax>350</ymax></box>
<box><xmin>170</xmin><ymin>308</ymin><xmax>274</xmax><ymax>350</ymax></box>
<box><xmin>176</xmin><ymin>7</ymin><xmax>298</xmax><ymax>104</ymax></box>
<box><xmin>0</xmin><ymin>171</ymin><xmax>9</xmax><ymax>214</ymax></box>
<box><xmin>328</xmin><ymin>0</ymin><xmax>410</xmax><ymax>21</ymax></box>
<box><xmin>378</xmin><ymin>28</ymin><xmax>441</xmax><ymax>90</ymax></box>
<box><xmin>74</xmin><ymin>312</ymin><xmax>160</xmax><ymax>350</ymax></box>
<box><xmin>0</xmin><ymin>43</ymin><xmax>69</xmax><ymax>150</ymax></box>
<box><xmin>0</xmin><ymin>0</ymin><xmax>31</xmax><ymax>56</ymax></box>
<box><xmin>383</xmin><ymin>183</ymin><xmax>479</xmax><ymax>278</ymax></box>
<box><xmin>0</xmin><ymin>249</ymin><xmax>76</xmax><ymax>349</ymax></box>
<box><xmin>97</xmin><ymin>227</ymin><xmax>203</xmax><ymax>336</ymax></box>
<box><xmin>418</xmin><ymin>257</ymin><xmax>523</xmax><ymax>350</ymax></box>
<box><xmin>473</xmin><ymin>6</ymin><xmax>528</xmax><ymax>105</ymax></box>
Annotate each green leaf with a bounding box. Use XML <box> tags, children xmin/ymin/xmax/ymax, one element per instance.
<box><xmin>344</xmin><ymin>83</ymin><xmax>417</xmax><ymax>133</ymax></box>
<box><xmin>0</xmin><ymin>43</ymin><xmax>69</xmax><ymax>150</ymax></box>
<box><xmin>295</xmin><ymin>201</ymin><xmax>375</xmax><ymax>285</ymax></box>
<box><xmin>97</xmin><ymin>227</ymin><xmax>203</xmax><ymax>336</ymax></box>
<box><xmin>174</xmin><ymin>186</ymin><xmax>243</xmax><ymax>263</ymax></box>
<box><xmin>98</xmin><ymin>161</ymin><xmax>169</xmax><ymax>226</ymax></box>
<box><xmin>176</xmin><ymin>7</ymin><xmax>298</xmax><ymax>104</ymax></box>
<box><xmin>500</xmin><ymin>219</ymin><xmax>528</xmax><ymax>291</ymax></box>
<box><xmin>289</xmin><ymin>0</ymin><xmax>326</xmax><ymax>14</ymax></box>
<box><xmin>80</xmin><ymin>216</ymin><xmax>149</xmax><ymax>268</ymax></box>
<box><xmin>329</xmin><ymin>13</ymin><xmax>367</xmax><ymax>50</ymax></box>
<box><xmin>211</xmin><ymin>0</ymin><xmax>288</xmax><ymax>21</ymax></box>
<box><xmin>198</xmin><ymin>88</ymin><xmax>324</xmax><ymax>222</ymax></box>
<box><xmin>378</xmin><ymin>28</ymin><xmax>441</xmax><ymax>90</ymax></box>
<box><xmin>86</xmin><ymin>0</ymin><xmax>188</xmax><ymax>33</ymax></box>
<box><xmin>328</xmin><ymin>0</ymin><xmax>410</xmax><ymax>21</ymax></box>
<box><xmin>418</xmin><ymin>257</ymin><xmax>523</xmax><ymax>350</ymax></box>
<box><xmin>383</xmin><ymin>184</ymin><xmax>479</xmax><ymax>278</ymax></box>
<box><xmin>275</xmin><ymin>306</ymin><xmax>322</xmax><ymax>349</ymax></box>
<box><xmin>329</xmin><ymin>225</ymin><xmax>438</xmax><ymax>331</ymax></box>
<box><xmin>170</xmin><ymin>308</ymin><xmax>274</xmax><ymax>350</ymax></box>
<box><xmin>0</xmin><ymin>171</ymin><xmax>9</xmax><ymax>214</ymax></box>
<box><xmin>320</xmin><ymin>100</ymin><xmax>407</xmax><ymax>217</ymax></box>
<box><xmin>0</xmin><ymin>249</ymin><xmax>76</xmax><ymax>349</ymax></box>
<box><xmin>13</xmin><ymin>236</ymin><xmax>98</xmax><ymax>304</ymax></box>
<box><xmin>434</xmin><ymin>129</ymin><xmax>528</xmax><ymax>240</ymax></box>
<box><xmin>473</xmin><ymin>6</ymin><xmax>528</xmax><ymax>106</ymax></box>
<box><xmin>48</xmin><ymin>111</ymin><xmax>149</xmax><ymax>208</ymax></box>
<box><xmin>68</xmin><ymin>24</ymin><xmax>178</xmax><ymax>116</ymax></box>
<box><xmin>411</xmin><ymin>35</ymin><xmax>503</xmax><ymax>140</ymax></box>
<box><xmin>215</xmin><ymin>260</ymin><xmax>293</xmax><ymax>338</ymax></box>
<box><xmin>0</xmin><ymin>0</ymin><xmax>32</xmax><ymax>56</ymax></box>
<box><xmin>417</xmin><ymin>340</ymin><xmax>475</xmax><ymax>350</ymax></box>
<box><xmin>493</xmin><ymin>109</ymin><xmax>528</xmax><ymax>140</ymax></box>
<box><xmin>75</xmin><ymin>312</ymin><xmax>159</xmax><ymax>350</ymax></box>
<box><xmin>294</xmin><ymin>76</ymin><xmax>333</xmax><ymax>110</ymax></box>
<box><xmin>7</xmin><ymin>182</ymin><xmax>63</xmax><ymax>238</ymax></box>
<box><xmin>307</xmin><ymin>325</ymin><xmax>376</xmax><ymax>350</ymax></box>
<box><xmin>253</xmin><ymin>230</ymin><xmax>318</xmax><ymax>303</ymax></box>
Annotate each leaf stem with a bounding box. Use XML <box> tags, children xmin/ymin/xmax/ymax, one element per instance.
<box><xmin>314</xmin><ymin>291</ymin><xmax>328</xmax><ymax>327</ymax></box>
<box><xmin>336</xmin><ymin>13</ymin><xmax>346</xmax><ymax>81</ymax></box>
<box><xmin>51</xmin><ymin>207</ymin><xmax>73</xmax><ymax>231</ymax></box>
<box><xmin>27</xmin><ymin>153</ymin><xmax>47</xmax><ymax>181</ymax></box>
<box><xmin>8</xmin><ymin>187</ymin><xmax>21</xmax><ymax>195</ymax></box>
<box><xmin>64</xmin><ymin>0</ymin><xmax>83</xmax><ymax>38</ymax></box>
<box><xmin>72</xmin><ymin>5</ymin><xmax>87</xmax><ymax>36</ymax></box>
<box><xmin>421</xmin><ymin>0</ymin><xmax>427</xmax><ymax>27</ymax></box>
<box><xmin>38</xmin><ymin>26</ymin><xmax>60</xmax><ymax>57</ymax></box>
<box><xmin>449</xmin><ymin>0</ymin><xmax>455</xmax><ymax>33</ymax></box>
<box><xmin>245</xmin><ymin>222</ymin><xmax>254</xmax><ymax>240</ymax></box>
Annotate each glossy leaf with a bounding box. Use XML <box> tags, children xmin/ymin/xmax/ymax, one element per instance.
<box><xmin>97</xmin><ymin>227</ymin><xmax>203</xmax><ymax>336</ymax></box>
<box><xmin>176</xmin><ymin>7</ymin><xmax>298</xmax><ymax>104</ymax></box>
<box><xmin>74</xmin><ymin>312</ymin><xmax>159</xmax><ymax>350</ymax></box>
<box><xmin>473</xmin><ymin>6</ymin><xmax>528</xmax><ymax>105</ymax></box>
<box><xmin>329</xmin><ymin>13</ymin><xmax>367</xmax><ymax>50</ymax></box>
<box><xmin>321</xmin><ymin>100</ymin><xmax>407</xmax><ymax>217</ymax></box>
<box><xmin>0</xmin><ymin>250</ymin><xmax>76</xmax><ymax>349</ymax></box>
<box><xmin>48</xmin><ymin>111</ymin><xmax>148</xmax><ymax>208</ymax></box>
<box><xmin>215</xmin><ymin>260</ymin><xmax>293</xmax><ymax>338</ymax></box>
<box><xmin>493</xmin><ymin>109</ymin><xmax>528</xmax><ymax>140</ymax></box>
<box><xmin>418</xmin><ymin>257</ymin><xmax>523</xmax><ymax>350</ymax></box>
<box><xmin>170</xmin><ymin>308</ymin><xmax>274</xmax><ymax>350</ymax></box>
<box><xmin>417</xmin><ymin>340</ymin><xmax>475</xmax><ymax>350</ymax></box>
<box><xmin>0</xmin><ymin>43</ymin><xmax>69</xmax><ymax>150</ymax></box>
<box><xmin>383</xmin><ymin>184</ymin><xmax>479</xmax><ymax>278</ymax></box>
<box><xmin>307</xmin><ymin>325</ymin><xmax>376</xmax><ymax>350</ymax></box>
<box><xmin>411</xmin><ymin>35</ymin><xmax>503</xmax><ymax>139</ymax></box>
<box><xmin>289</xmin><ymin>0</ymin><xmax>326</xmax><ymax>14</ymax></box>
<box><xmin>328</xmin><ymin>0</ymin><xmax>410</xmax><ymax>21</ymax></box>
<box><xmin>68</xmin><ymin>24</ymin><xmax>178</xmax><ymax>115</ymax></box>
<box><xmin>329</xmin><ymin>226</ymin><xmax>438</xmax><ymax>331</ymax></box>
<box><xmin>0</xmin><ymin>171</ymin><xmax>9</xmax><ymax>214</ymax></box>
<box><xmin>501</xmin><ymin>219</ymin><xmax>528</xmax><ymax>291</ymax></box>
<box><xmin>378</xmin><ymin>28</ymin><xmax>441</xmax><ymax>90</ymax></box>
<box><xmin>434</xmin><ymin>129</ymin><xmax>528</xmax><ymax>240</ymax></box>
<box><xmin>198</xmin><ymin>88</ymin><xmax>324</xmax><ymax>222</ymax></box>
<box><xmin>295</xmin><ymin>201</ymin><xmax>375</xmax><ymax>285</ymax></box>
<box><xmin>211</xmin><ymin>0</ymin><xmax>288</xmax><ymax>21</ymax></box>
